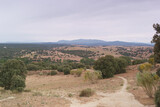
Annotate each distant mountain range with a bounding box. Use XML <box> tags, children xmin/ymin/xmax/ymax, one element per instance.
<box><xmin>57</xmin><ymin>39</ymin><xmax>153</xmax><ymax>46</ymax></box>
<box><xmin>3</xmin><ymin>39</ymin><xmax>153</xmax><ymax>46</ymax></box>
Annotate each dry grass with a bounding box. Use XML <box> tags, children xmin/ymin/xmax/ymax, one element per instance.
<box><xmin>0</xmin><ymin>64</ymin><xmax>156</xmax><ymax>106</ymax></box>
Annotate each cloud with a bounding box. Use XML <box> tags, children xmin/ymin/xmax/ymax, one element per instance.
<box><xmin>0</xmin><ymin>0</ymin><xmax>160</xmax><ymax>42</ymax></box>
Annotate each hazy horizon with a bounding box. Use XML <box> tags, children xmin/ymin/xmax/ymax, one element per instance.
<box><xmin>0</xmin><ymin>0</ymin><xmax>160</xmax><ymax>43</ymax></box>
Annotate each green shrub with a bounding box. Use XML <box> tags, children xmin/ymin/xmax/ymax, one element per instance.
<box><xmin>10</xmin><ymin>75</ymin><xmax>25</xmax><ymax>92</ymax></box>
<box><xmin>84</xmin><ymin>70</ymin><xmax>102</xmax><ymax>84</ymax></box>
<box><xmin>50</xmin><ymin>64</ymin><xmax>58</xmax><ymax>70</ymax></box>
<box><xmin>80</xmin><ymin>58</ymin><xmax>95</xmax><ymax>66</ymax></box>
<box><xmin>132</xmin><ymin>59</ymin><xmax>147</xmax><ymax>65</ymax></box>
<box><xmin>155</xmin><ymin>87</ymin><xmax>160</xmax><ymax>107</ymax></box>
<box><xmin>0</xmin><ymin>59</ymin><xmax>27</xmax><ymax>90</ymax></box>
<box><xmin>119</xmin><ymin>56</ymin><xmax>131</xmax><ymax>66</ymax></box>
<box><xmin>27</xmin><ymin>64</ymin><xmax>40</xmax><ymax>71</ymax></box>
<box><xmin>57</xmin><ymin>66</ymin><xmax>64</xmax><ymax>72</ymax></box>
<box><xmin>114</xmin><ymin>58</ymin><xmax>127</xmax><ymax>74</ymax></box>
<box><xmin>48</xmin><ymin>70</ymin><xmax>57</xmax><ymax>76</ymax></box>
<box><xmin>136</xmin><ymin>71</ymin><xmax>159</xmax><ymax>98</ymax></box>
<box><xmin>79</xmin><ymin>88</ymin><xmax>94</xmax><ymax>97</ymax></box>
<box><xmin>94</xmin><ymin>55</ymin><xmax>116</xmax><ymax>78</ymax></box>
<box><xmin>63</xmin><ymin>67</ymin><xmax>71</xmax><ymax>75</ymax></box>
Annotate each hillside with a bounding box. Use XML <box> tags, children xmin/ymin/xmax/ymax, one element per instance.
<box><xmin>57</xmin><ymin>39</ymin><xmax>153</xmax><ymax>46</ymax></box>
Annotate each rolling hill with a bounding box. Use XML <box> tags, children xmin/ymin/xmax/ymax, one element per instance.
<box><xmin>57</xmin><ymin>39</ymin><xmax>152</xmax><ymax>46</ymax></box>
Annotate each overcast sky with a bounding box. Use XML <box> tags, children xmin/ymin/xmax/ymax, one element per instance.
<box><xmin>0</xmin><ymin>0</ymin><xmax>160</xmax><ymax>43</ymax></box>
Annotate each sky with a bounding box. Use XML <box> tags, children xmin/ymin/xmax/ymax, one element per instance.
<box><xmin>0</xmin><ymin>0</ymin><xmax>160</xmax><ymax>43</ymax></box>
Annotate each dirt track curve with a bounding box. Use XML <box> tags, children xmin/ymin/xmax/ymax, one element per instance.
<box><xmin>69</xmin><ymin>76</ymin><xmax>145</xmax><ymax>107</ymax></box>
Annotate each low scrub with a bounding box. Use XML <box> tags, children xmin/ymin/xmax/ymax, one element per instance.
<box><xmin>79</xmin><ymin>88</ymin><xmax>94</xmax><ymax>97</ymax></box>
<box><xmin>84</xmin><ymin>70</ymin><xmax>102</xmax><ymax>84</ymax></box>
<box><xmin>132</xmin><ymin>59</ymin><xmax>147</xmax><ymax>65</ymax></box>
<box><xmin>138</xmin><ymin>63</ymin><xmax>152</xmax><ymax>72</ymax></box>
<box><xmin>32</xmin><ymin>92</ymin><xmax>43</xmax><ymax>96</ymax></box>
<box><xmin>47</xmin><ymin>70</ymin><xmax>57</xmax><ymax>76</ymax></box>
<box><xmin>70</xmin><ymin>68</ymin><xmax>83</xmax><ymax>77</ymax></box>
<box><xmin>136</xmin><ymin>71</ymin><xmax>159</xmax><ymax>98</ymax></box>
<box><xmin>27</xmin><ymin>64</ymin><xmax>41</xmax><ymax>71</ymax></box>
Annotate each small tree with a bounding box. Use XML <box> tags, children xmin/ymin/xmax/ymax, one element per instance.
<box><xmin>63</xmin><ymin>67</ymin><xmax>71</xmax><ymax>75</ymax></box>
<box><xmin>114</xmin><ymin>58</ymin><xmax>127</xmax><ymax>74</ymax></box>
<box><xmin>0</xmin><ymin>59</ymin><xmax>27</xmax><ymax>91</ymax></box>
<box><xmin>94</xmin><ymin>55</ymin><xmax>116</xmax><ymax>78</ymax></box>
<box><xmin>152</xmin><ymin>23</ymin><xmax>160</xmax><ymax>63</ymax></box>
<box><xmin>80</xmin><ymin>58</ymin><xmax>95</xmax><ymax>67</ymax></box>
<box><xmin>119</xmin><ymin>56</ymin><xmax>131</xmax><ymax>66</ymax></box>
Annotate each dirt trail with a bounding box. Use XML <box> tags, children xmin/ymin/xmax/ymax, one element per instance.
<box><xmin>68</xmin><ymin>76</ymin><xmax>144</xmax><ymax>107</ymax></box>
<box><xmin>0</xmin><ymin>97</ymin><xmax>15</xmax><ymax>102</ymax></box>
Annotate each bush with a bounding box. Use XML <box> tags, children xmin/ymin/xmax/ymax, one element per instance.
<box><xmin>138</xmin><ymin>63</ymin><xmax>152</xmax><ymax>72</ymax></box>
<box><xmin>114</xmin><ymin>58</ymin><xmax>127</xmax><ymax>74</ymax></box>
<box><xmin>63</xmin><ymin>67</ymin><xmax>71</xmax><ymax>75</ymax></box>
<box><xmin>119</xmin><ymin>56</ymin><xmax>131</xmax><ymax>66</ymax></box>
<box><xmin>156</xmin><ymin>68</ymin><xmax>160</xmax><ymax>77</ymax></box>
<box><xmin>50</xmin><ymin>64</ymin><xmax>58</xmax><ymax>70</ymax></box>
<box><xmin>27</xmin><ymin>64</ymin><xmax>40</xmax><ymax>71</ymax></box>
<box><xmin>155</xmin><ymin>87</ymin><xmax>160</xmax><ymax>107</ymax></box>
<box><xmin>48</xmin><ymin>70</ymin><xmax>57</xmax><ymax>76</ymax></box>
<box><xmin>57</xmin><ymin>66</ymin><xmax>64</xmax><ymax>72</ymax></box>
<box><xmin>10</xmin><ymin>75</ymin><xmax>25</xmax><ymax>92</ymax></box>
<box><xmin>132</xmin><ymin>59</ymin><xmax>147</xmax><ymax>65</ymax></box>
<box><xmin>84</xmin><ymin>70</ymin><xmax>102</xmax><ymax>83</ymax></box>
<box><xmin>0</xmin><ymin>59</ymin><xmax>27</xmax><ymax>90</ymax></box>
<box><xmin>32</xmin><ymin>92</ymin><xmax>43</xmax><ymax>96</ymax></box>
<box><xmin>94</xmin><ymin>55</ymin><xmax>116</xmax><ymax>78</ymax></box>
<box><xmin>70</xmin><ymin>68</ymin><xmax>83</xmax><ymax>77</ymax></box>
<box><xmin>80</xmin><ymin>58</ymin><xmax>95</xmax><ymax>66</ymax></box>
<box><xmin>136</xmin><ymin>71</ymin><xmax>159</xmax><ymax>98</ymax></box>
<box><xmin>148</xmin><ymin>58</ymin><xmax>155</xmax><ymax>65</ymax></box>
<box><xmin>79</xmin><ymin>88</ymin><xmax>94</xmax><ymax>97</ymax></box>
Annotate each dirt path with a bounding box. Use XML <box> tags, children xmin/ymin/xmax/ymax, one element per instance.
<box><xmin>0</xmin><ymin>97</ymin><xmax>15</xmax><ymax>102</ymax></box>
<box><xmin>68</xmin><ymin>76</ymin><xmax>144</xmax><ymax>107</ymax></box>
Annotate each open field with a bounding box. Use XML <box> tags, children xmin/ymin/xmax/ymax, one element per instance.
<box><xmin>0</xmin><ymin>65</ymin><xmax>156</xmax><ymax>107</ymax></box>
<box><xmin>20</xmin><ymin>45</ymin><xmax>153</xmax><ymax>62</ymax></box>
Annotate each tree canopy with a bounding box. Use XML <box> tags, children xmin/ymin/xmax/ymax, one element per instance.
<box><xmin>0</xmin><ymin>59</ymin><xmax>27</xmax><ymax>91</ymax></box>
<box><xmin>152</xmin><ymin>23</ymin><xmax>160</xmax><ymax>63</ymax></box>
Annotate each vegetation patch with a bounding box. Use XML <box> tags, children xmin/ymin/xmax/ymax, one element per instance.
<box><xmin>84</xmin><ymin>70</ymin><xmax>102</xmax><ymax>83</ymax></box>
<box><xmin>32</xmin><ymin>92</ymin><xmax>43</xmax><ymax>96</ymax></box>
<box><xmin>79</xmin><ymin>88</ymin><xmax>95</xmax><ymax>97</ymax></box>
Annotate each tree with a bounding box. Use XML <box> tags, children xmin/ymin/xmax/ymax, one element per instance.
<box><xmin>93</xmin><ymin>55</ymin><xmax>116</xmax><ymax>78</ymax></box>
<box><xmin>114</xmin><ymin>58</ymin><xmax>127</xmax><ymax>74</ymax></box>
<box><xmin>119</xmin><ymin>56</ymin><xmax>131</xmax><ymax>66</ymax></box>
<box><xmin>0</xmin><ymin>59</ymin><xmax>27</xmax><ymax>91</ymax></box>
<box><xmin>152</xmin><ymin>23</ymin><xmax>160</xmax><ymax>63</ymax></box>
<box><xmin>80</xmin><ymin>58</ymin><xmax>95</xmax><ymax>66</ymax></box>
